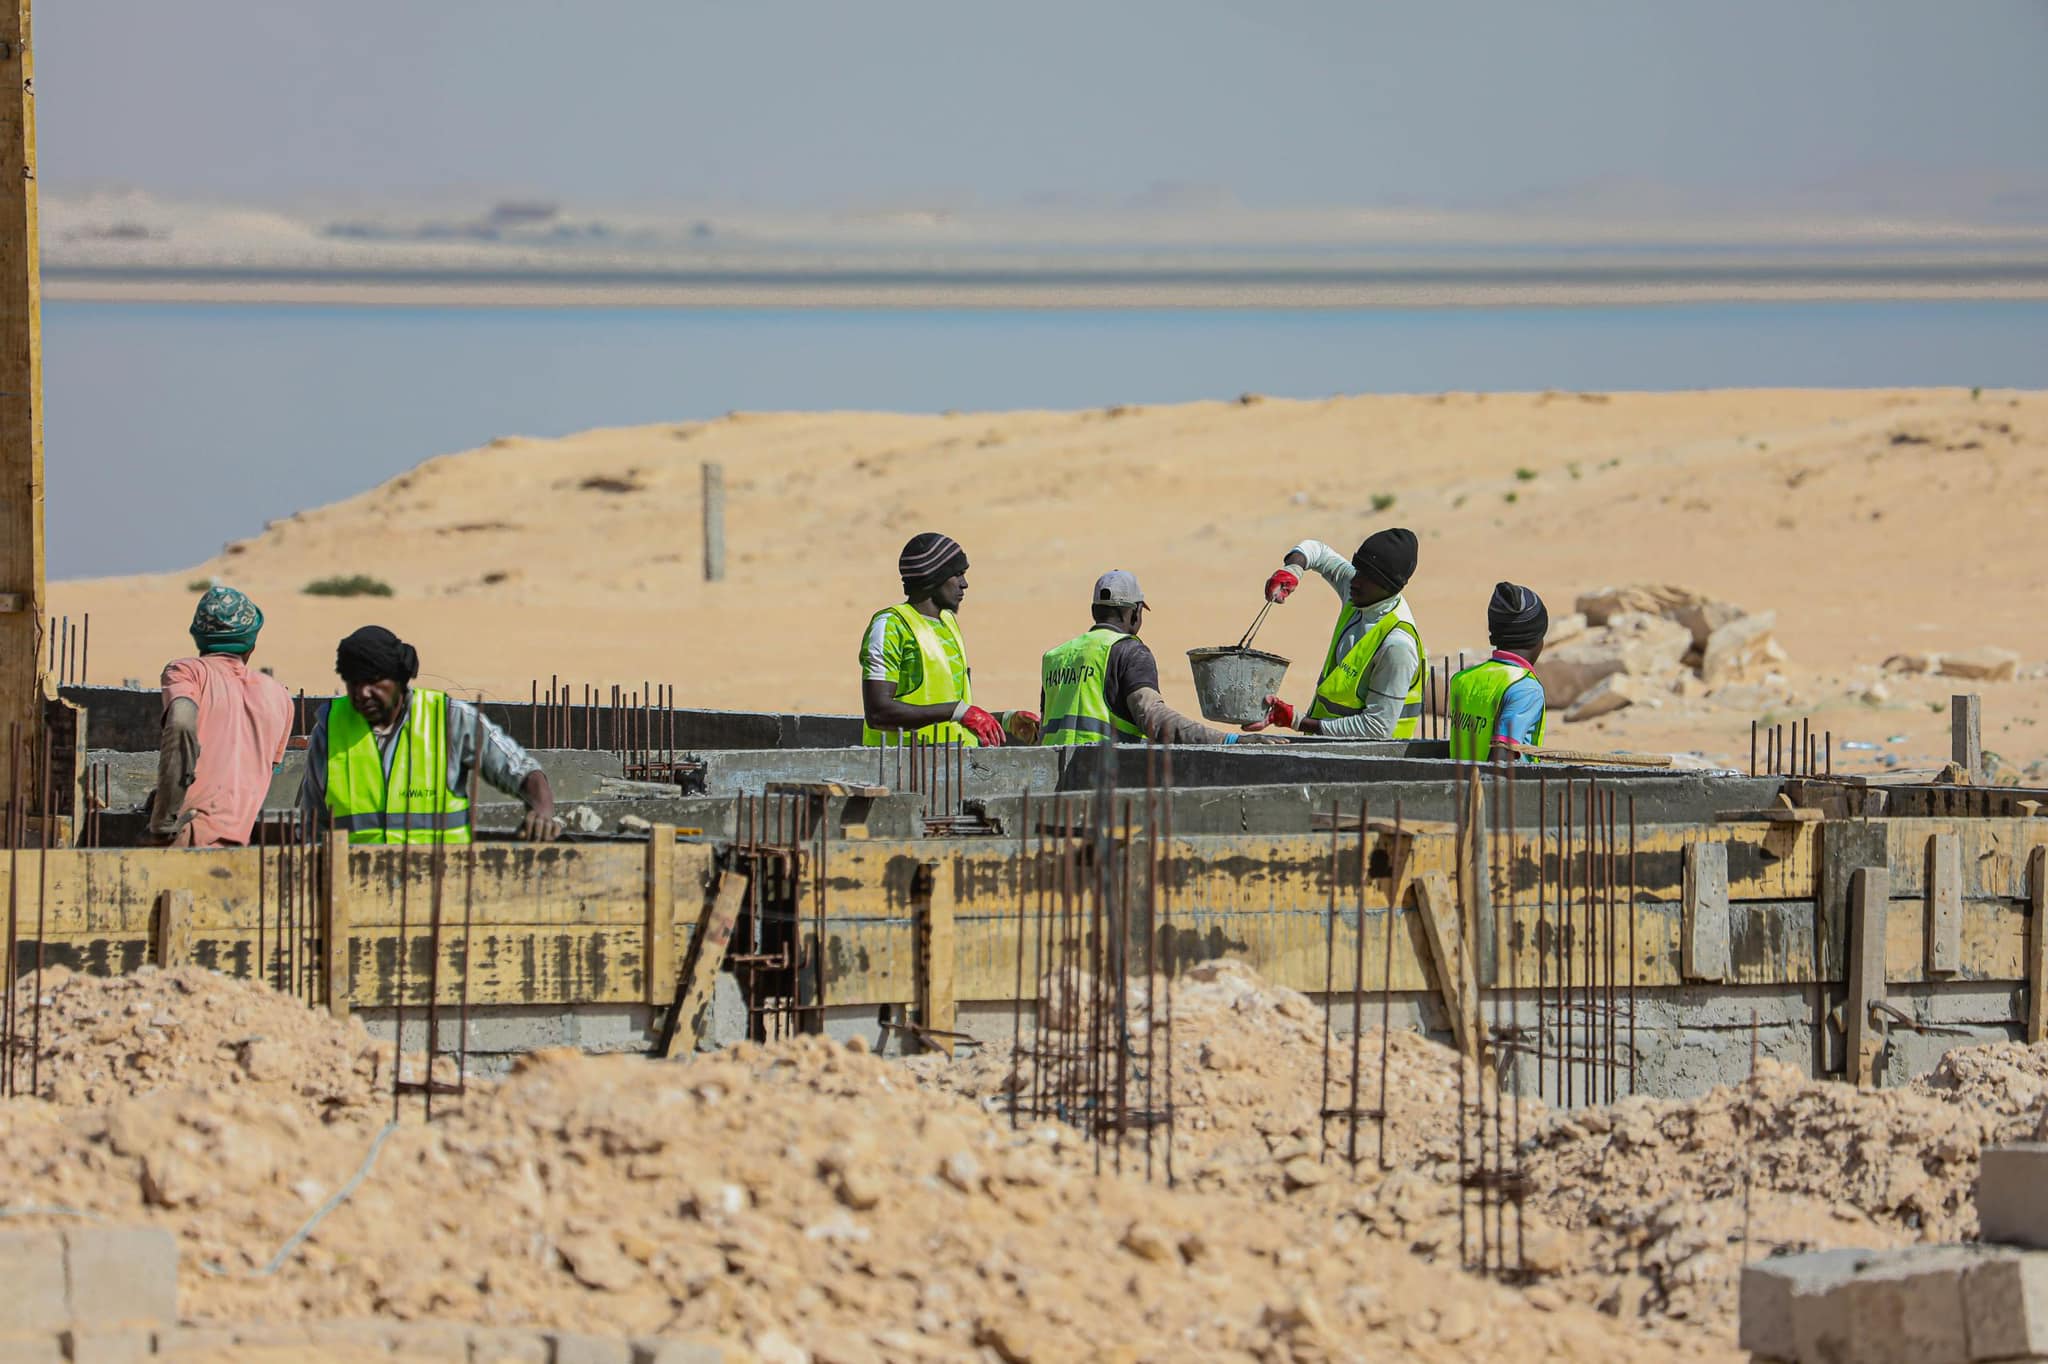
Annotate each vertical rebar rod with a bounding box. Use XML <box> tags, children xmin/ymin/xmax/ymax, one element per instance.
<box><xmin>1012</xmin><ymin>788</ymin><xmax>1030</xmax><ymax>1129</ymax></box>
<box><xmin>1510</xmin><ymin>765</ymin><xmax>1524</xmax><ymax>1272</ymax></box>
<box><xmin>1561</xmin><ymin>784</ymin><xmax>1573</xmax><ymax>1109</ymax></box>
<box><xmin>1347</xmin><ymin>795</ymin><xmax>1368</xmax><ymax>1170</ymax></box>
<box><xmin>1606</xmin><ymin>788</ymin><xmax>1618</xmax><ymax>1104</ymax></box>
<box><xmin>423</xmin><ymin>781</ymin><xmax>448</xmax><ymax>1122</ymax></box>
<box><xmin>1628</xmin><ymin>794</ymin><xmax>1639</xmax><ymax>1096</ymax></box>
<box><xmin>1536</xmin><ymin>772</ymin><xmax>1547</xmax><ymax>1108</ymax></box>
<box><xmin>2</xmin><ymin>724</ymin><xmax>16</xmax><ymax>1098</ymax></box>
<box><xmin>31</xmin><ymin>723</ymin><xmax>51</xmax><ymax>1096</ymax></box>
<box><xmin>1162</xmin><ymin>746</ymin><xmax>1176</xmax><ymax>1188</ymax></box>
<box><xmin>1143</xmin><ymin>746</ymin><xmax>1158</xmax><ymax>1182</ymax></box>
<box><xmin>1456</xmin><ymin>771</ymin><xmax>1469</xmax><ymax>1270</ymax></box>
<box><xmin>1320</xmin><ymin>796</ymin><xmax>1338</xmax><ymax>1163</ymax></box>
<box><xmin>1378</xmin><ymin>800</ymin><xmax>1400</xmax><ymax>1172</ymax></box>
<box><xmin>79</xmin><ymin>614</ymin><xmax>89</xmax><ymax>687</ymax></box>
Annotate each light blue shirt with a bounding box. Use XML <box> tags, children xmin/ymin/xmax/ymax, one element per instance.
<box><xmin>1490</xmin><ymin>650</ymin><xmax>1547</xmax><ymax>751</ymax></box>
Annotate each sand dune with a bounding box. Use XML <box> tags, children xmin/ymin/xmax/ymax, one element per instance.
<box><xmin>51</xmin><ymin>387</ymin><xmax>2048</xmax><ymax>773</ymax></box>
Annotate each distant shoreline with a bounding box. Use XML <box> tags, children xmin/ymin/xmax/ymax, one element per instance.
<box><xmin>42</xmin><ymin>264</ymin><xmax>2048</xmax><ymax>310</ymax></box>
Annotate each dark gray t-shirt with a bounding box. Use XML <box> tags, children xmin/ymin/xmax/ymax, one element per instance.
<box><xmin>1102</xmin><ymin>632</ymin><xmax>1159</xmax><ymax>728</ymax></box>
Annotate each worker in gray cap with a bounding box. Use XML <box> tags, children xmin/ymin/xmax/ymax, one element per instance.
<box><xmin>1040</xmin><ymin>570</ymin><xmax>1284</xmax><ymax>746</ymax></box>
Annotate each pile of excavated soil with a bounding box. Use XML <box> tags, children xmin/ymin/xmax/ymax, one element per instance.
<box><xmin>22</xmin><ymin>964</ymin><xmax>390</xmax><ymax>1117</ymax></box>
<box><xmin>0</xmin><ymin>967</ymin><xmax>1716</xmax><ymax>1364</ymax></box>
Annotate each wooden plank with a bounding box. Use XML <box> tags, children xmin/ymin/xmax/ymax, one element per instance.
<box><xmin>644</xmin><ymin>825</ymin><xmax>675</xmax><ymax>1005</ymax></box>
<box><xmin>1846</xmin><ymin>867</ymin><xmax>1888</xmax><ymax>1087</ymax></box>
<box><xmin>661</xmin><ymin>869</ymin><xmax>748</xmax><ymax>1058</ymax></box>
<box><xmin>912</xmin><ymin>859</ymin><xmax>956</xmax><ymax>1053</ymax></box>
<box><xmin>0</xmin><ymin>0</ymin><xmax>43</xmax><ymax>766</ymax></box>
<box><xmin>1497</xmin><ymin>740</ymin><xmax>1672</xmax><ymax>768</ymax></box>
<box><xmin>1412</xmin><ymin>870</ymin><xmax>1474</xmax><ymax>1057</ymax></box>
<box><xmin>1926</xmin><ymin>832</ymin><xmax>1963</xmax><ymax>976</ymax></box>
<box><xmin>153</xmin><ymin>888</ymin><xmax>191</xmax><ymax>969</ymax></box>
<box><xmin>325</xmin><ymin>831</ymin><xmax>350</xmax><ymax>1018</ymax></box>
<box><xmin>1681</xmin><ymin>841</ymin><xmax>1730</xmax><ymax>982</ymax></box>
<box><xmin>2030</xmin><ymin>848</ymin><xmax>2048</xmax><ymax>1045</ymax></box>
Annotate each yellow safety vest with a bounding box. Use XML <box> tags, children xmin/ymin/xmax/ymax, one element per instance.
<box><xmin>1040</xmin><ymin>626</ymin><xmax>1146</xmax><ymax>746</ymax></box>
<box><xmin>1448</xmin><ymin>659</ymin><xmax>1546</xmax><ymax>761</ymax></box>
<box><xmin>325</xmin><ymin>688</ymin><xmax>471</xmax><ymax>845</ymax></box>
<box><xmin>1309</xmin><ymin>597</ymin><xmax>1426</xmax><ymax>739</ymax></box>
<box><xmin>860</xmin><ymin>603</ymin><xmax>976</xmax><ymax>747</ymax></box>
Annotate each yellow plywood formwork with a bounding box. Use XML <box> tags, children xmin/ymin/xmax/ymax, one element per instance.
<box><xmin>0</xmin><ymin>0</ymin><xmax>44</xmax><ymax>766</ymax></box>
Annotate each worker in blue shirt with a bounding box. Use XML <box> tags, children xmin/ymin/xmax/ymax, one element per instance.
<box><xmin>1446</xmin><ymin>583</ymin><xmax>1550</xmax><ymax>761</ymax></box>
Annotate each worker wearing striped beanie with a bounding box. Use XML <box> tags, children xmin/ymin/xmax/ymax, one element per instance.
<box><xmin>858</xmin><ymin>533</ymin><xmax>1032</xmax><ymax>748</ymax></box>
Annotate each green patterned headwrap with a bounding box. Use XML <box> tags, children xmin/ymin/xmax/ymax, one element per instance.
<box><xmin>190</xmin><ymin>586</ymin><xmax>264</xmax><ymax>656</ymax></box>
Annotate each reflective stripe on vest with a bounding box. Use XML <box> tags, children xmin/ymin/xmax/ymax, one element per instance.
<box><xmin>326</xmin><ymin>689</ymin><xmax>472</xmax><ymax>845</ymax></box>
<box><xmin>1039</xmin><ymin>627</ymin><xmax>1145</xmax><ymax>747</ymax></box>
<box><xmin>1447</xmin><ymin>659</ymin><xmax>1547</xmax><ymax>762</ymax></box>
<box><xmin>860</xmin><ymin>603</ymin><xmax>977</xmax><ymax>748</ymax></box>
<box><xmin>1308</xmin><ymin>597</ymin><xmax>1427</xmax><ymax>739</ymax></box>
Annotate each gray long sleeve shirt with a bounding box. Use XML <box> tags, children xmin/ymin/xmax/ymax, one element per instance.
<box><xmin>296</xmin><ymin>693</ymin><xmax>542</xmax><ymax>826</ymax></box>
<box><xmin>1292</xmin><ymin>539</ymin><xmax>1422</xmax><ymax>740</ymax></box>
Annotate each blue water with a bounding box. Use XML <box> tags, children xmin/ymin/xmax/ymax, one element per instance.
<box><xmin>43</xmin><ymin>298</ymin><xmax>2048</xmax><ymax>577</ymax></box>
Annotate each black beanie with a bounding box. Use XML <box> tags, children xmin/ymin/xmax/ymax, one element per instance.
<box><xmin>1351</xmin><ymin>528</ymin><xmax>1419</xmax><ymax>595</ymax></box>
<box><xmin>335</xmin><ymin>625</ymin><xmax>420</xmax><ymax>687</ymax></box>
<box><xmin>1487</xmin><ymin>582</ymin><xmax>1549</xmax><ymax>653</ymax></box>
<box><xmin>898</xmin><ymin>532</ymin><xmax>969</xmax><ymax>596</ymax></box>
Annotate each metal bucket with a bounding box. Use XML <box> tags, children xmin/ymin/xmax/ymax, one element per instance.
<box><xmin>1186</xmin><ymin>646</ymin><xmax>1291</xmax><ymax>726</ymax></box>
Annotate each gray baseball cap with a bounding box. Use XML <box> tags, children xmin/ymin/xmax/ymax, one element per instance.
<box><xmin>1092</xmin><ymin>570</ymin><xmax>1148</xmax><ymax>608</ymax></box>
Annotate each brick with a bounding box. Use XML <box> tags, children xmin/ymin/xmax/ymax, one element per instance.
<box><xmin>467</xmin><ymin>1326</ymin><xmax>550</xmax><ymax>1363</ymax></box>
<box><xmin>1981</xmin><ymin>1146</ymin><xmax>2048</xmax><ymax>1250</ymax></box>
<box><xmin>0</xmin><ymin>1230</ymin><xmax>71</xmax><ymax>1335</ymax></box>
<box><xmin>1964</xmin><ymin>1252</ymin><xmax>2048</xmax><ymax>1360</ymax></box>
<box><xmin>1793</xmin><ymin>1245</ymin><xmax>1982</xmax><ymax>1364</ymax></box>
<box><xmin>632</xmin><ymin>1338</ymin><xmax>732</xmax><ymax>1364</ymax></box>
<box><xmin>60</xmin><ymin>1327</ymin><xmax>152</xmax><ymax>1363</ymax></box>
<box><xmin>150</xmin><ymin>1326</ymin><xmax>239</xmax><ymax>1357</ymax></box>
<box><xmin>1739</xmin><ymin>1247</ymin><xmax>1872</xmax><ymax>1360</ymax></box>
<box><xmin>0</xmin><ymin>1334</ymin><xmax>65</xmax><ymax>1363</ymax></box>
<box><xmin>60</xmin><ymin>1226</ymin><xmax>178</xmax><ymax>1328</ymax></box>
<box><xmin>550</xmin><ymin>1333</ymin><xmax>632</xmax><ymax>1364</ymax></box>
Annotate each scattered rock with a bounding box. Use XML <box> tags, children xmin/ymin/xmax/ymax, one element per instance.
<box><xmin>1543</xmin><ymin>612</ymin><xmax>1589</xmax><ymax>648</ymax></box>
<box><xmin>1699</xmin><ymin>611</ymin><xmax>1779</xmax><ymax>686</ymax></box>
<box><xmin>1882</xmin><ymin>651</ymin><xmax>1938</xmax><ymax>674</ymax></box>
<box><xmin>1566</xmin><ymin>673</ymin><xmax>1649</xmax><ymax>722</ymax></box>
<box><xmin>1938</xmin><ymin>645</ymin><xmax>2021</xmax><ymax>681</ymax></box>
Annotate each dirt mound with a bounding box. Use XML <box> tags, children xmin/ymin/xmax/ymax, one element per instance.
<box><xmin>23</xmin><ymin>964</ymin><xmax>389</xmax><ymax>1118</ymax></box>
<box><xmin>0</xmin><ymin>1021</ymin><xmax>1713</xmax><ymax>1363</ymax></box>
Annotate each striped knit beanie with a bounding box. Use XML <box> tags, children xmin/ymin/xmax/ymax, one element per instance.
<box><xmin>898</xmin><ymin>533</ymin><xmax>969</xmax><ymax>596</ymax></box>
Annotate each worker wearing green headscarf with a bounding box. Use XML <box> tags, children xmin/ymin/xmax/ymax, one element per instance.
<box><xmin>148</xmin><ymin>587</ymin><xmax>294</xmax><ymax>847</ymax></box>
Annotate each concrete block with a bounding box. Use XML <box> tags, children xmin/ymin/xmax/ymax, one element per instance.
<box><xmin>467</xmin><ymin>1326</ymin><xmax>550</xmax><ymax>1363</ymax></box>
<box><xmin>60</xmin><ymin>1226</ymin><xmax>178</xmax><ymax>1329</ymax></box>
<box><xmin>1739</xmin><ymin>1247</ymin><xmax>1873</xmax><ymax>1360</ymax></box>
<box><xmin>632</xmin><ymin>1339</ymin><xmax>732</xmax><ymax>1364</ymax></box>
<box><xmin>551</xmin><ymin>1333</ymin><xmax>633</xmax><ymax>1364</ymax></box>
<box><xmin>1928</xmin><ymin>833</ymin><xmax>1964</xmax><ymax>975</ymax></box>
<box><xmin>388</xmin><ymin>1321</ymin><xmax>471</xmax><ymax>1360</ymax></box>
<box><xmin>0</xmin><ymin>1231</ymin><xmax>70</xmax><ymax>1336</ymax></box>
<box><xmin>1794</xmin><ymin>1245</ymin><xmax>1980</xmax><ymax>1364</ymax></box>
<box><xmin>1963</xmin><ymin>1251</ymin><xmax>2048</xmax><ymax>1360</ymax></box>
<box><xmin>0</xmin><ymin>1334</ymin><xmax>64</xmax><ymax>1363</ymax></box>
<box><xmin>1682</xmin><ymin>842</ymin><xmax>1730</xmax><ymax>981</ymax></box>
<box><xmin>60</xmin><ymin>1327</ymin><xmax>151</xmax><ymax>1363</ymax></box>
<box><xmin>150</xmin><ymin>1326</ymin><xmax>239</xmax><ymax>1356</ymax></box>
<box><xmin>1981</xmin><ymin>1146</ymin><xmax>2048</xmax><ymax>1250</ymax></box>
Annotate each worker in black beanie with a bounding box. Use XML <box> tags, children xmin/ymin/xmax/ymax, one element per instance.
<box><xmin>1245</xmin><ymin>528</ymin><xmax>1429</xmax><ymax>739</ymax></box>
<box><xmin>1446</xmin><ymin>583</ymin><xmax>1551</xmax><ymax>761</ymax></box>
<box><xmin>297</xmin><ymin>625</ymin><xmax>562</xmax><ymax>842</ymax></box>
<box><xmin>858</xmin><ymin>533</ymin><xmax>1037</xmax><ymax>748</ymax></box>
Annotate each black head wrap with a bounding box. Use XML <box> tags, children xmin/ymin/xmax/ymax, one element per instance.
<box><xmin>1351</xmin><ymin>528</ymin><xmax>1418</xmax><ymax>595</ymax></box>
<box><xmin>898</xmin><ymin>532</ymin><xmax>969</xmax><ymax>597</ymax></box>
<box><xmin>335</xmin><ymin>625</ymin><xmax>419</xmax><ymax>687</ymax></box>
<box><xmin>1487</xmin><ymin>582</ymin><xmax>1549</xmax><ymax>653</ymax></box>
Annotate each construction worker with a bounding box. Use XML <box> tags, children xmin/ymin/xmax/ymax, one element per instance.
<box><xmin>1247</xmin><ymin>529</ymin><xmax>1426</xmax><ymax>739</ymax></box>
<box><xmin>147</xmin><ymin>587</ymin><xmax>293</xmax><ymax>847</ymax></box>
<box><xmin>1040</xmin><ymin>571</ymin><xmax>1285</xmax><ymax>746</ymax></box>
<box><xmin>1447</xmin><ymin>583</ymin><xmax>1550</xmax><ymax>761</ymax></box>
<box><xmin>860</xmin><ymin>532</ymin><xmax>1027</xmax><ymax>747</ymax></box>
<box><xmin>297</xmin><ymin>625</ymin><xmax>561</xmax><ymax>843</ymax></box>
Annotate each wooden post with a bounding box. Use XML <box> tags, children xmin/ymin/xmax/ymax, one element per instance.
<box><xmin>2028</xmin><ymin>848</ymin><xmax>2048</xmax><ymax>1046</ymax></box>
<box><xmin>660</xmin><ymin>869</ymin><xmax>748</xmax><ymax>1059</ymax></box>
<box><xmin>0</xmin><ymin>0</ymin><xmax>46</xmax><ymax>764</ymax></box>
<box><xmin>644</xmin><ymin>825</ymin><xmax>676</xmax><ymax>1005</ymax></box>
<box><xmin>1925</xmin><ymin>832</ymin><xmax>1962</xmax><ymax>976</ymax></box>
<box><xmin>1414</xmin><ymin>870</ymin><xmax>1476</xmax><ymax>1059</ymax></box>
<box><xmin>1845</xmin><ymin>866</ymin><xmax>1888</xmax><ymax>1087</ymax></box>
<box><xmin>1681</xmin><ymin>842</ymin><xmax>1730</xmax><ymax>982</ymax></box>
<box><xmin>326</xmin><ymin>831</ymin><xmax>351</xmax><ymax>1018</ymax></box>
<box><xmin>701</xmin><ymin>462</ymin><xmax>725</xmax><ymax>582</ymax></box>
<box><xmin>1952</xmin><ymin>695</ymin><xmax>1982</xmax><ymax>783</ymax></box>
<box><xmin>912</xmin><ymin>860</ymin><xmax>957</xmax><ymax>1054</ymax></box>
<box><xmin>153</xmin><ymin>888</ymin><xmax>191</xmax><ymax>969</ymax></box>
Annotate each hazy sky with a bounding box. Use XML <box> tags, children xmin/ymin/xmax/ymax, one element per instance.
<box><xmin>35</xmin><ymin>1</ymin><xmax>2048</xmax><ymax>215</ymax></box>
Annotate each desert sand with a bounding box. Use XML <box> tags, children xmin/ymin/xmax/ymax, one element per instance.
<box><xmin>49</xmin><ymin>386</ymin><xmax>2048</xmax><ymax>773</ymax></box>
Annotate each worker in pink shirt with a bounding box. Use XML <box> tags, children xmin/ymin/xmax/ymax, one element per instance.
<box><xmin>146</xmin><ymin>587</ymin><xmax>293</xmax><ymax>847</ymax></box>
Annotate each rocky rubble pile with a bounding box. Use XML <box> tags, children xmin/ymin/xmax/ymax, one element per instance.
<box><xmin>1536</xmin><ymin>583</ymin><xmax>1783</xmax><ymax>723</ymax></box>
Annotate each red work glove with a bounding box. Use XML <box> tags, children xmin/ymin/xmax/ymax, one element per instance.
<box><xmin>1244</xmin><ymin>695</ymin><xmax>1295</xmax><ymax>732</ymax></box>
<box><xmin>1264</xmin><ymin>568</ymin><xmax>1300</xmax><ymax>604</ymax></box>
<box><xmin>958</xmin><ymin>705</ymin><xmax>1007</xmax><ymax>747</ymax></box>
<box><xmin>1003</xmin><ymin>710</ymin><xmax>1042</xmax><ymax>744</ymax></box>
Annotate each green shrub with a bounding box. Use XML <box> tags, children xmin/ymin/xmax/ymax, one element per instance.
<box><xmin>185</xmin><ymin>578</ymin><xmax>213</xmax><ymax>592</ymax></box>
<box><xmin>303</xmin><ymin>574</ymin><xmax>394</xmax><ymax>598</ymax></box>
<box><xmin>1370</xmin><ymin>492</ymin><xmax>1396</xmax><ymax>512</ymax></box>
<box><xmin>1502</xmin><ymin>490</ymin><xmax>1519</xmax><ymax>505</ymax></box>
<box><xmin>1514</xmin><ymin>467</ymin><xmax>1538</xmax><ymax>482</ymax></box>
